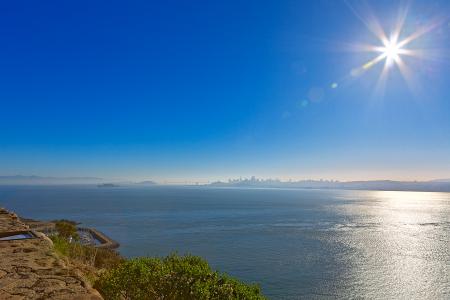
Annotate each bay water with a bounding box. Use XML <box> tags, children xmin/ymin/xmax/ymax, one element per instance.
<box><xmin>0</xmin><ymin>186</ymin><xmax>448</xmax><ymax>299</ymax></box>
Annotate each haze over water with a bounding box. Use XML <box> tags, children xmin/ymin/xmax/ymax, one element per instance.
<box><xmin>1</xmin><ymin>186</ymin><xmax>448</xmax><ymax>299</ymax></box>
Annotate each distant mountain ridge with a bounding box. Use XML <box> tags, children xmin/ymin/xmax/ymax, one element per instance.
<box><xmin>209</xmin><ymin>177</ymin><xmax>450</xmax><ymax>192</ymax></box>
<box><xmin>0</xmin><ymin>175</ymin><xmax>160</xmax><ymax>186</ymax></box>
<box><xmin>1</xmin><ymin>175</ymin><xmax>449</xmax><ymax>192</ymax></box>
<box><xmin>429</xmin><ymin>178</ymin><xmax>450</xmax><ymax>183</ymax></box>
<box><xmin>0</xmin><ymin>175</ymin><xmax>104</xmax><ymax>185</ymax></box>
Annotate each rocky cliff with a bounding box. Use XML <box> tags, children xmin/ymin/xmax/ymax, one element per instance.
<box><xmin>0</xmin><ymin>208</ymin><xmax>102</xmax><ymax>299</ymax></box>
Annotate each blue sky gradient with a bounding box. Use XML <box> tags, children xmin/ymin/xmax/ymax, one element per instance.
<box><xmin>1</xmin><ymin>0</ymin><xmax>449</xmax><ymax>182</ymax></box>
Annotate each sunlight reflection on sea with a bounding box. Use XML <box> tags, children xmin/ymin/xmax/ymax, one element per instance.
<box><xmin>1</xmin><ymin>187</ymin><xmax>448</xmax><ymax>299</ymax></box>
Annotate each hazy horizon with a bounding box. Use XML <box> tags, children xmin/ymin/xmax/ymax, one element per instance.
<box><xmin>1</xmin><ymin>174</ymin><xmax>449</xmax><ymax>185</ymax></box>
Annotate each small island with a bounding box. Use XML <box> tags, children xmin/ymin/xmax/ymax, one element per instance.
<box><xmin>136</xmin><ymin>180</ymin><xmax>157</xmax><ymax>185</ymax></box>
<box><xmin>97</xmin><ymin>183</ymin><xmax>119</xmax><ymax>188</ymax></box>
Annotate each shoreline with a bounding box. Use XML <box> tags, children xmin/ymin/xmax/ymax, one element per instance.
<box><xmin>78</xmin><ymin>227</ymin><xmax>120</xmax><ymax>249</ymax></box>
<box><xmin>21</xmin><ymin>217</ymin><xmax>120</xmax><ymax>249</ymax></box>
<box><xmin>0</xmin><ymin>207</ymin><xmax>103</xmax><ymax>299</ymax></box>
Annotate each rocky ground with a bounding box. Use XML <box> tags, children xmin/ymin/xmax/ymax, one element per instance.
<box><xmin>0</xmin><ymin>208</ymin><xmax>102</xmax><ymax>299</ymax></box>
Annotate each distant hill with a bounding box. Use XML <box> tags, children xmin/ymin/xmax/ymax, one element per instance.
<box><xmin>0</xmin><ymin>175</ymin><xmax>104</xmax><ymax>185</ymax></box>
<box><xmin>209</xmin><ymin>178</ymin><xmax>450</xmax><ymax>192</ymax></box>
<box><xmin>430</xmin><ymin>178</ymin><xmax>450</xmax><ymax>183</ymax></box>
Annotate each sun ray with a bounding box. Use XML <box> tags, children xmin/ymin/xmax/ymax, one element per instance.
<box><xmin>344</xmin><ymin>0</ymin><xmax>389</xmax><ymax>45</ymax></box>
<box><xmin>373</xmin><ymin>59</ymin><xmax>391</xmax><ymax>99</ymax></box>
<box><xmin>397</xmin><ymin>16</ymin><xmax>445</xmax><ymax>48</ymax></box>
<box><xmin>395</xmin><ymin>55</ymin><xmax>421</xmax><ymax>96</ymax></box>
<box><xmin>390</xmin><ymin>2</ymin><xmax>410</xmax><ymax>45</ymax></box>
<box><xmin>351</xmin><ymin>52</ymin><xmax>386</xmax><ymax>77</ymax></box>
<box><xmin>362</xmin><ymin>53</ymin><xmax>387</xmax><ymax>70</ymax></box>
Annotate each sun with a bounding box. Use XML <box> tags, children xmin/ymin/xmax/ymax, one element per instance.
<box><xmin>344</xmin><ymin>2</ymin><xmax>446</xmax><ymax>97</ymax></box>
<box><xmin>358</xmin><ymin>34</ymin><xmax>409</xmax><ymax>73</ymax></box>
<box><xmin>380</xmin><ymin>39</ymin><xmax>401</xmax><ymax>66</ymax></box>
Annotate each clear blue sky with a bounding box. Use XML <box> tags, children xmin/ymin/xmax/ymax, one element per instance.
<box><xmin>1</xmin><ymin>0</ymin><xmax>449</xmax><ymax>182</ymax></box>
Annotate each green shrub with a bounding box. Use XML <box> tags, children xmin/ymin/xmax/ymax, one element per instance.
<box><xmin>94</xmin><ymin>247</ymin><xmax>125</xmax><ymax>269</ymax></box>
<box><xmin>50</xmin><ymin>236</ymin><xmax>265</xmax><ymax>299</ymax></box>
<box><xmin>51</xmin><ymin>235</ymin><xmax>71</xmax><ymax>256</ymax></box>
<box><xmin>94</xmin><ymin>253</ymin><xmax>265</xmax><ymax>300</ymax></box>
<box><xmin>52</xmin><ymin>219</ymin><xmax>78</xmax><ymax>226</ymax></box>
<box><xmin>51</xmin><ymin>236</ymin><xmax>124</xmax><ymax>269</ymax></box>
<box><xmin>54</xmin><ymin>220</ymin><xmax>79</xmax><ymax>240</ymax></box>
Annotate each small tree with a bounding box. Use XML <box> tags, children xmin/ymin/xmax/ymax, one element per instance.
<box><xmin>55</xmin><ymin>220</ymin><xmax>79</xmax><ymax>240</ymax></box>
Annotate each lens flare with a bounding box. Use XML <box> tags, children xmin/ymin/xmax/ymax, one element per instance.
<box><xmin>344</xmin><ymin>1</ymin><xmax>446</xmax><ymax>97</ymax></box>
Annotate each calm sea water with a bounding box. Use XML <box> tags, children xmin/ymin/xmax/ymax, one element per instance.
<box><xmin>0</xmin><ymin>186</ymin><xmax>449</xmax><ymax>299</ymax></box>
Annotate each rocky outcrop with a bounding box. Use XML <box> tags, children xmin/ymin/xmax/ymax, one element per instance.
<box><xmin>0</xmin><ymin>208</ymin><xmax>103</xmax><ymax>299</ymax></box>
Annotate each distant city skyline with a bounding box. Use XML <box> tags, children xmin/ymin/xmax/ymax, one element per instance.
<box><xmin>2</xmin><ymin>175</ymin><xmax>450</xmax><ymax>194</ymax></box>
<box><xmin>1</xmin><ymin>174</ymin><xmax>450</xmax><ymax>185</ymax></box>
<box><xmin>1</xmin><ymin>1</ymin><xmax>449</xmax><ymax>181</ymax></box>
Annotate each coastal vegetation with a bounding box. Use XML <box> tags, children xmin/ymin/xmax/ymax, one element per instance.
<box><xmin>51</xmin><ymin>235</ymin><xmax>124</xmax><ymax>269</ymax></box>
<box><xmin>54</xmin><ymin>220</ymin><xmax>79</xmax><ymax>240</ymax></box>
<box><xmin>94</xmin><ymin>254</ymin><xmax>265</xmax><ymax>300</ymax></box>
<box><xmin>51</xmin><ymin>225</ymin><xmax>264</xmax><ymax>299</ymax></box>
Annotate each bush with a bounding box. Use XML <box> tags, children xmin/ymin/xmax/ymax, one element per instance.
<box><xmin>94</xmin><ymin>253</ymin><xmax>266</xmax><ymax>300</ymax></box>
<box><xmin>52</xmin><ymin>219</ymin><xmax>78</xmax><ymax>226</ymax></box>
<box><xmin>94</xmin><ymin>247</ymin><xmax>125</xmax><ymax>269</ymax></box>
<box><xmin>51</xmin><ymin>236</ymin><xmax>124</xmax><ymax>269</ymax></box>
<box><xmin>54</xmin><ymin>220</ymin><xmax>79</xmax><ymax>240</ymax></box>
